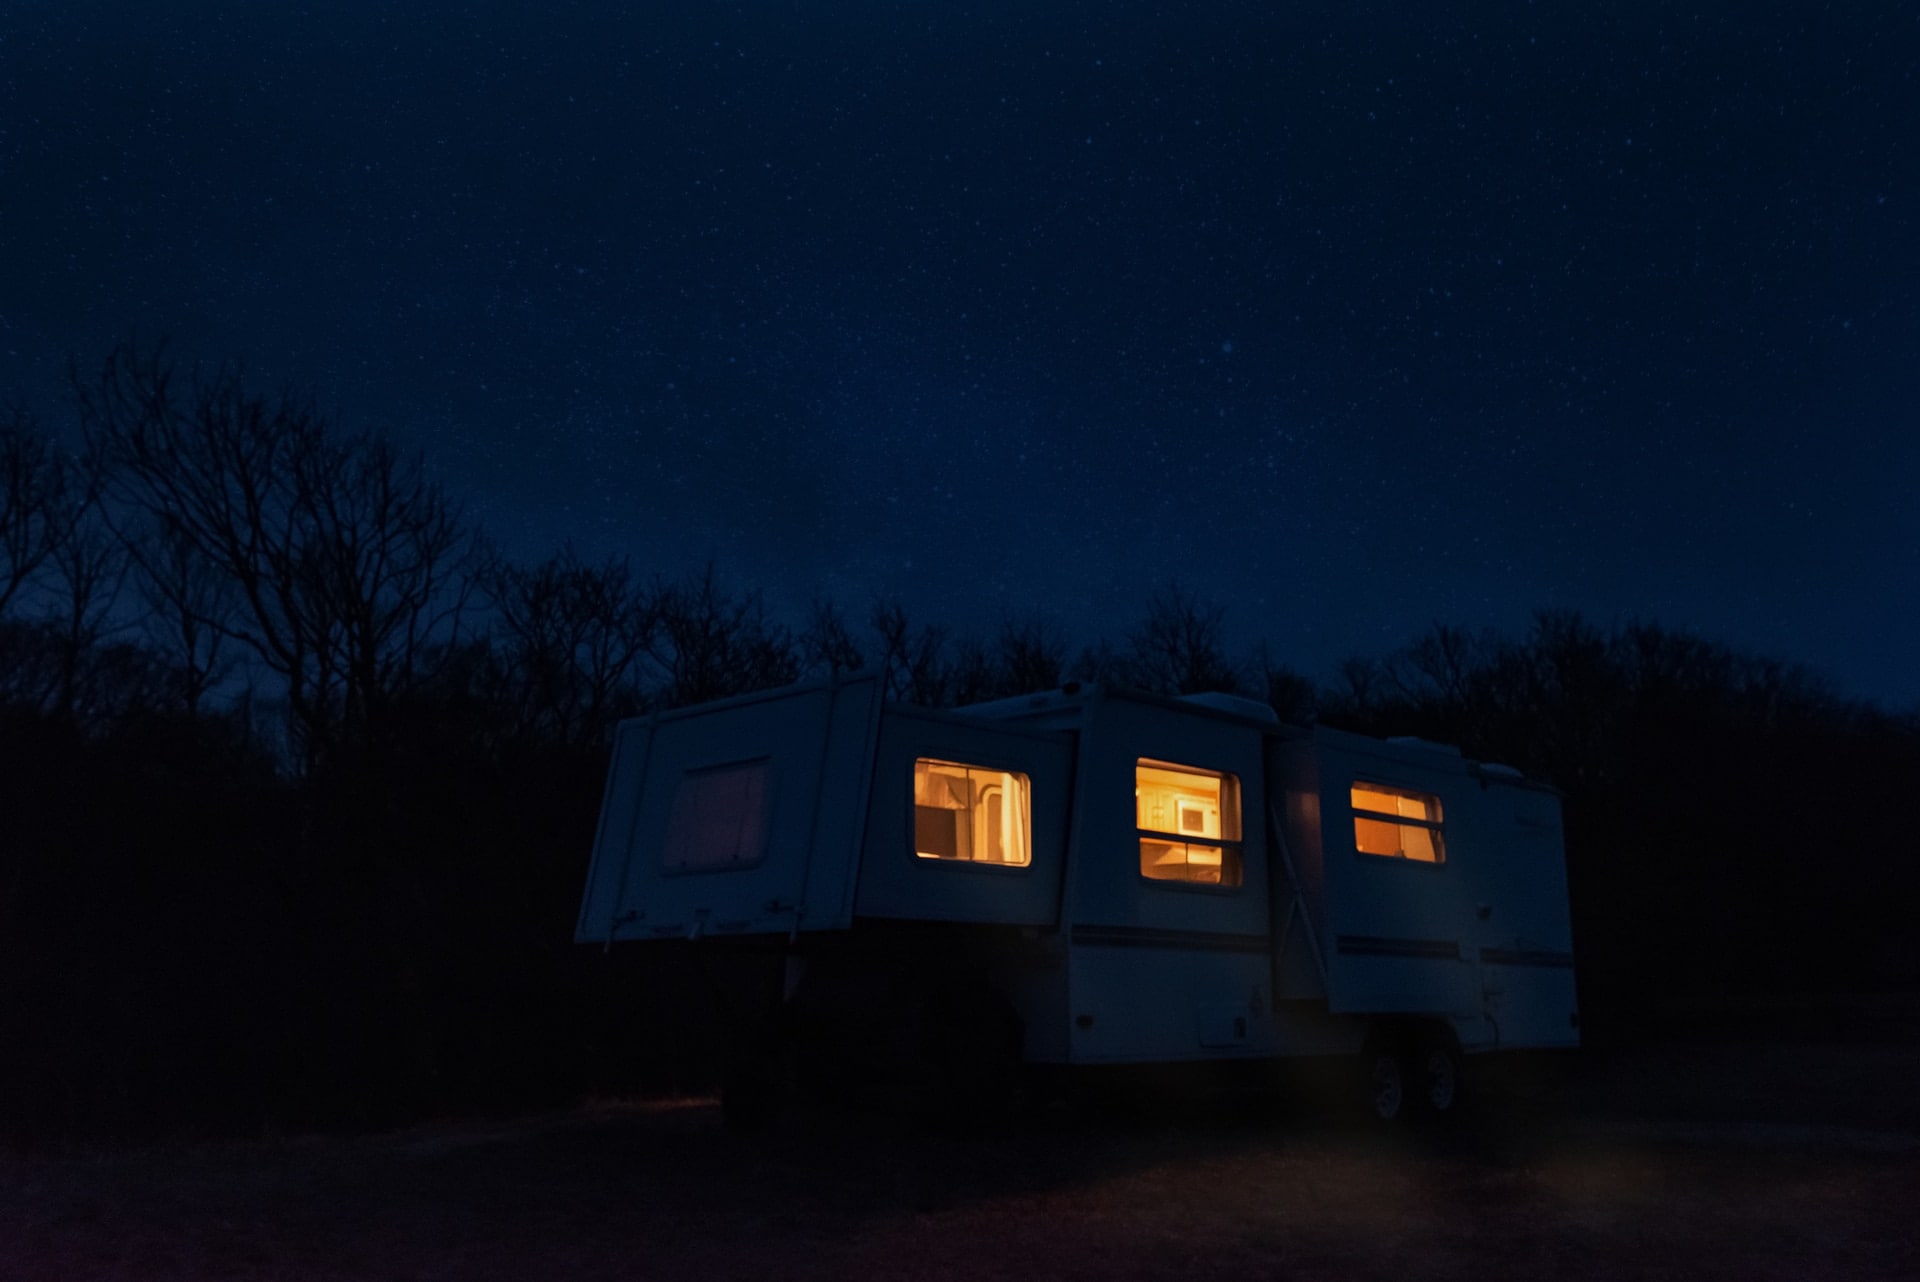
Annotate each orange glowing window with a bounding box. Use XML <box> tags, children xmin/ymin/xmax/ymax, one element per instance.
<box><xmin>914</xmin><ymin>759</ymin><xmax>1031</xmax><ymax>866</ymax></box>
<box><xmin>1137</xmin><ymin>760</ymin><xmax>1243</xmax><ymax>886</ymax></box>
<box><xmin>1350</xmin><ymin>783</ymin><xmax>1445</xmax><ymax>864</ymax></box>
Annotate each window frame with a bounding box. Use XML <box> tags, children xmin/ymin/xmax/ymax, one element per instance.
<box><xmin>658</xmin><ymin>756</ymin><xmax>777</xmax><ymax>876</ymax></box>
<box><xmin>907</xmin><ymin>753</ymin><xmax>1036</xmax><ymax>873</ymax></box>
<box><xmin>1348</xmin><ymin>779</ymin><xmax>1448</xmax><ymax>867</ymax></box>
<box><xmin>1134</xmin><ymin>757</ymin><xmax>1246</xmax><ymax>893</ymax></box>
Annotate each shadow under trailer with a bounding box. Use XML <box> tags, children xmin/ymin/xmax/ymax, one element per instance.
<box><xmin>576</xmin><ymin>678</ymin><xmax>1578</xmax><ymax>1126</ymax></box>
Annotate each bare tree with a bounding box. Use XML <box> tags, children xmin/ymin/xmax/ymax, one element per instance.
<box><xmin>946</xmin><ymin>636</ymin><xmax>1002</xmax><ymax>707</ymax></box>
<box><xmin>1333</xmin><ymin>654</ymin><xmax>1385</xmax><ymax>715</ymax></box>
<box><xmin>1487</xmin><ymin>610</ymin><xmax>1621</xmax><ymax>786</ymax></box>
<box><xmin>1388</xmin><ymin>623</ymin><xmax>1481</xmax><ymax>709</ymax></box>
<box><xmin>1374</xmin><ymin>622</ymin><xmax>1490</xmax><ymax>744</ymax></box>
<box><xmin>869</xmin><ymin>597</ymin><xmax>950</xmax><ymax>705</ymax></box>
<box><xmin>133</xmin><ymin>514</ymin><xmax>238</xmax><ymax>718</ymax></box>
<box><xmin>1067</xmin><ymin>637</ymin><xmax>1122</xmax><ymax>687</ymax></box>
<box><xmin>485</xmin><ymin>544</ymin><xmax>648</xmax><ymax>744</ymax></box>
<box><xmin>43</xmin><ymin>502</ymin><xmax>128</xmax><ymax>722</ymax></box>
<box><xmin>798</xmin><ymin>596</ymin><xmax>865</xmax><ymax>680</ymax></box>
<box><xmin>78</xmin><ymin>343</ymin><xmax>476</xmax><ymax>762</ymax></box>
<box><xmin>1123</xmin><ymin>583</ymin><xmax>1242</xmax><ymax>695</ymax></box>
<box><xmin>642</xmin><ymin>564</ymin><xmax>798</xmax><ymax>708</ymax></box>
<box><xmin>994</xmin><ymin>618</ymin><xmax>1065</xmax><ymax>695</ymax></box>
<box><xmin>0</xmin><ymin>404</ymin><xmax>76</xmax><ymax>619</ymax></box>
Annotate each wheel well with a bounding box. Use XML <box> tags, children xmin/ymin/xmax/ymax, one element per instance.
<box><xmin>1365</xmin><ymin>1016</ymin><xmax>1459</xmax><ymax>1055</ymax></box>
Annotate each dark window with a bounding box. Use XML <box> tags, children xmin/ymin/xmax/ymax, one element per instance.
<box><xmin>661</xmin><ymin>759</ymin><xmax>773</xmax><ymax>872</ymax></box>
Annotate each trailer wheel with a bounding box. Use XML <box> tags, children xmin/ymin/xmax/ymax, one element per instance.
<box><xmin>1363</xmin><ymin>1046</ymin><xmax>1409</xmax><ymax>1125</ymax></box>
<box><xmin>1412</xmin><ymin>1039</ymin><xmax>1462</xmax><ymax>1119</ymax></box>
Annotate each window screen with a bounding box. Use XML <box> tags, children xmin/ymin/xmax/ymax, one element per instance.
<box><xmin>913</xmin><ymin>758</ymin><xmax>1031</xmax><ymax>866</ymax></box>
<box><xmin>1136</xmin><ymin>759</ymin><xmax>1243</xmax><ymax>886</ymax></box>
<box><xmin>661</xmin><ymin>759</ymin><xmax>773</xmax><ymax>872</ymax></box>
<box><xmin>1350</xmin><ymin>783</ymin><xmax>1445</xmax><ymax>864</ymax></box>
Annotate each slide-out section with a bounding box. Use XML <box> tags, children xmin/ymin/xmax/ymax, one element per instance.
<box><xmin>854</xmin><ymin>707</ymin><xmax>1074</xmax><ymax>926</ymax></box>
<box><xmin>1284</xmin><ymin>727</ymin><xmax>1577</xmax><ymax>1050</ymax></box>
<box><xmin>576</xmin><ymin>679</ymin><xmax>883</xmax><ymax>944</ymax></box>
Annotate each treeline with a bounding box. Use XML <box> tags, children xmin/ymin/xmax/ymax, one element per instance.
<box><xmin>2</xmin><ymin>344</ymin><xmax>1916</xmax><ymax>1143</ymax></box>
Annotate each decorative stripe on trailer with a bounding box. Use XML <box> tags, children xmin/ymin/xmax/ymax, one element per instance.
<box><xmin>1072</xmin><ymin>924</ymin><xmax>1272</xmax><ymax>955</ymax></box>
<box><xmin>1478</xmin><ymin>946</ymin><xmax>1576</xmax><ymax>968</ymax></box>
<box><xmin>1335</xmin><ymin>934</ymin><xmax>1462</xmax><ymax>960</ymax></box>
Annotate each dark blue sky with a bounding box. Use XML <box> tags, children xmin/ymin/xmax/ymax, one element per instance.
<box><xmin>5</xmin><ymin>2</ymin><xmax>1917</xmax><ymax>704</ymax></box>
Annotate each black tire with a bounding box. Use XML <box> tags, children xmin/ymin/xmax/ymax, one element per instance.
<box><xmin>1360</xmin><ymin>1043</ymin><xmax>1411</xmax><ymax>1125</ymax></box>
<box><xmin>1409</xmin><ymin>1036</ymin><xmax>1464</xmax><ymax>1122</ymax></box>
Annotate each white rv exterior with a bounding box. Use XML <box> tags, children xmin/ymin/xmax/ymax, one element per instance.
<box><xmin>577</xmin><ymin>677</ymin><xmax>1577</xmax><ymax>1117</ymax></box>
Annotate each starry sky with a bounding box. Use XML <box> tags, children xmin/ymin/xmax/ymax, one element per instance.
<box><xmin>5</xmin><ymin>2</ymin><xmax>1917</xmax><ymax>704</ymax></box>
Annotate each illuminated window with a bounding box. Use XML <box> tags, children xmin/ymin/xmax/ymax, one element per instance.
<box><xmin>662</xmin><ymin>759</ymin><xmax>773</xmax><ymax>872</ymax></box>
<box><xmin>1350</xmin><ymin>783</ymin><xmax>1445</xmax><ymax>864</ymax></box>
<box><xmin>1137</xmin><ymin>759</ymin><xmax>1243</xmax><ymax>886</ymax></box>
<box><xmin>914</xmin><ymin>759</ymin><xmax>1031</xmax><ymax>866</ymax></box>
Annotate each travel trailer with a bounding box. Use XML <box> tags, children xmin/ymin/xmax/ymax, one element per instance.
<box><xmin>577</xmin><ymin>676</ymin><xmax>1578</xmax><ymax>1124</ymax></box>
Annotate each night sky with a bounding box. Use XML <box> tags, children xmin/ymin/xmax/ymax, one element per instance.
<box><xmin>5</xmin><ymin>3</ymin><xmax>1916</xmax><ymax>704</ymax></box>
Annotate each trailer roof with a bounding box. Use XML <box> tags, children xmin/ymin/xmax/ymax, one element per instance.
<box><xmin>955</xmin><ymin>683</ymin><xmax>1309</xmax><ymax>735</ymax></box>
<box><xmin>604</xmin><ymin>681</ymin><xmax>1550</xmax><ymax>793</ymax></box>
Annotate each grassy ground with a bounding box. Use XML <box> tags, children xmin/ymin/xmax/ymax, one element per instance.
<box><xmin>2</xmin><ymin>1033</ymin><xmax>1915</xmax><ymax>1280</ymax></box>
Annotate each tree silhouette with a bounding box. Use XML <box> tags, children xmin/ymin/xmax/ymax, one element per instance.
<box><xmin>131</xmin><ymin>514</ymin><xmax>239</xmax><ymax>719</ymax></box>
<box><xmin>642</xmin><ymin>564</ymin><xmax>798</xmax><ymax>707</ymax></box>
<box><xmin>484</xmin><ymin>543</ymin><xmax>648</xmax><ymax>745</ymax></box>
<box><xmin>1117</xmin><ymin>583</ymin><xmax>1243</xmax><ymax>695</ymax></box>
<box><xmin>995</xmin><ymin>618</ymin><xmax>1067</xmax><ymax>695</ymax></box>
<box><xmin>43</xmin><ymin>495</ymin><xmax>127</xmax><ymax>724</ymax></box>
<box><xmin>78</xmin><ymin>343</ymin><xmax>475</xmax><ymax>764</ymax></box>
<box><xmin>0</xmin><ymin>404</ymin><xmax>79</xmax><ymax>620</ymax></box>
<box><xmin>798</xmin><ymin>596</ymin><xmax>865</xmax><ymax>680</ymax></box>
<box><xmin>869</xmin><ymin>596</ymin><xmax>951</xmax><ymax>705</ymax></box>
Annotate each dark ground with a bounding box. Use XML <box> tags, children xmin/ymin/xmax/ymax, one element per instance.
<box><xmin>3</xmin><ymin>1014</ymin><xmax>1916</xmax><ymax>1281</ymax></box>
